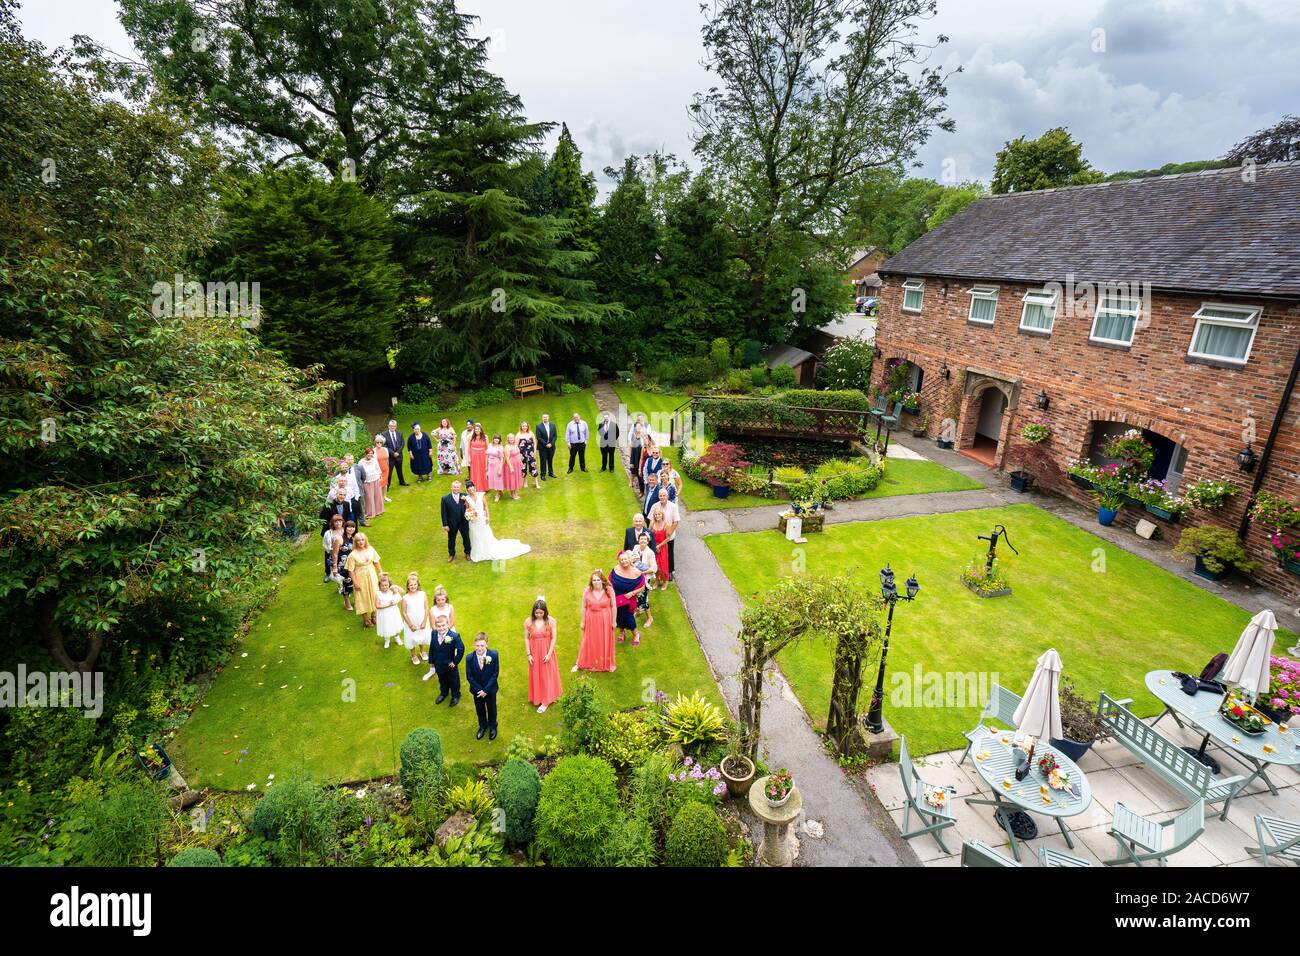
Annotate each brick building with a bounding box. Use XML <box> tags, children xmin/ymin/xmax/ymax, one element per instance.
<box><xmin>873</xmin><ymin>161</ymin><xmax>1300</xmax><ymax>598</ymax></box>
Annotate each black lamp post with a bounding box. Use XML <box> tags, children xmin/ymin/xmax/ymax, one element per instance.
<box><xmin>863</xmin><ymin>566</ymin><xmax>919</xmax><ymax>734</ymax></box>
<box><xmin>1237</xmin><ymin>445</ymin><xmax>1257</xmax><ymax>473</ymax></box>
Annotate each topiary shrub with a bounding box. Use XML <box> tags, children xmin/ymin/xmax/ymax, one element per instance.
<box><xmin>534</xmin><ymin>755</ymin><xmax>619</xmax><ymax>866</ymax></box>
<box><xmin>664</xmin><ymin>801</ymin><xmax>728</xmax><ymax>867</ymax></box>
<box><xmin>167</xmin><ymin>847</ymin><xmax>222</xmax><ymax>867</ymax></box>
<box><xmin>251</xmin><ymin>778</ymin><xmax>344</xmax><ymax>865</ymax></box>
<box><xmin>399</xmin><ymin>728</ymin><xmax>446</xmax><ymax>795</ymax></box>
<box><xmin>495</xmin><ymin>756</ymin><xmax>542</xmax><ymax>845</ymax></box>
<box><xmin>709</xmin><ymin>337</ymin><xmax>733</xmax><ymax>373</ymax></box>
<box><xmin>749</xmin><ymin>364</ymin><xmax>768</xmax><ymax>388</ymax></box>
<box><xmin>770</xmin><ymin>364</ymin><xmax>797</xmax><ymax>389</ymax></box>
<box><xmin>559</xmin><ymin>679</ymin><xmax>611</xmax><ymax>754</ymax></box>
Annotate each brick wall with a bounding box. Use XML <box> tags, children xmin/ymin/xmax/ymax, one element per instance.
<box><xmin>873</xmin><ymin>274</ymin><xmax>1300</xmax><ymax>601</ymax></box>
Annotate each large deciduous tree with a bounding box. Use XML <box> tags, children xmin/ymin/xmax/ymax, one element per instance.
<box><xmin>1224</xmin><ymin>115</ymin><xmax>1300</xmax><ymax>165</ymax></box>
<box><xmin>691</xmin><ymin>0</ymin><xmax>951</xmax><ymax>341</ymax></box>
<box><xmin>991</xmin><ymin>127</ymin><xmax>1104</xmax><ymax>194</ymax></box>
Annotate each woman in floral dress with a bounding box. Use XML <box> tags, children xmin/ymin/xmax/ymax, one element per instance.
<box><xmin>517</xmin><ymin>421</ymin><xmax>541</xmax><ymax>490</ymax></box>
<box><xmin>435</xmin><ymin>418</ymin><xmax>460</xmax><ymax>475</ymax></box>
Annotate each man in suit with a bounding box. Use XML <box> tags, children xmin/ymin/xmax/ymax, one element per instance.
<box><xmin>342</xmin><ymin>454</ymin><xmax>368</xmax><ymax>526</ymax></box>
<box><xmin>423</xmin><ymin>614</ymin><xmax>464</xmax><ymax>705</ymax></box>
<box><xmin>597</xmin><ymin>411</ymin><xmax>620</xmax><ymax>473</ymax></box>
<box><xmin>536</xmin><ymin>413</ymin><xmax>558</xmax><ymax>479</ymax></box>
<box><xmin>319</xmin><ymin>485</ymin><xmax>355</xmax><ymax>529</ymax></box>
<box><xmin>565</xmin><ymin>412</ymin><xmax>589</xmax><ymax>473</ymax></box>
<box><xmin>381</xmin><ymin>420</ymin><xmax>407</xmax><ymax>488</ymax></box>
<box><xmin>623</xmin><ymin>512</ymin><xmax>656</xmax><ymax>555</ymax></box>
<box><xmin>643</xmin><ymin>469</ymin><xmax>677</xmax><ymax>517</ymax></box>
<box><xmin>464</xmin><ymin>633</ymin><xmax>499</xmax><ymax>740</ymax></box>
<box><xmin>440</xmin><ymin>479</ymin><xmax>472</xmax><ymax>562</ymax></box>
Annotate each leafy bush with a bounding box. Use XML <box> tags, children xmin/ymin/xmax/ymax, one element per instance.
<box><xmin>534</xmin><ymin>755</ymin><xmax>619</xmax><ymax>866</ymax></box>
<box><xmin>601</xmin><ymin>816</ymin><xmax>657</xmax><ymax>867</ymax></box>
<box><xmin>168</xmin><ymin>847</ymin><xmax>222</xmax><ymax>867</ymax></box>
<box><xmin>76</xmin><ymin>780</ymin><xmax>168</xmax><ymax>867</ymax></box>
<box><xmin>251</xmin><ymin>778</ymin><xmax>344</xmax><ymax>865</ymax></box>
<box><xmin>450</xmin><ymin>386</ymin><xmax>513</xmax><ymax>412</ymax></box>
<box><xmin>749</xmin><ymin>364</ymin><xmax>768</xmax><ymax>388</ymax></box>
<box><xmin>770</xmin><ymin>364</ymin><xmax>797</xmax><ymax>388</ymax></box>
<box><xmin>560</xmin><ymin>382</ymin><xmax>582</xmax><ymax>395</ymax></box>
<box><xmin>443</xmin><ymin>761</ymin><xmax>479</xmax><ymax>790</ymax></box>
<box><xmin>572</xmin><ymin>364</ymin><xmax>596</xmax><ymax>388</ymax></box>
<box><xmin>596</xmin><ymin>709</ymin><xmax>661</xmax><ymax>769</ymax></box>
<box><xmin>399</xmin><ymin>728</ymin><xmax>446</xmax><ymax>795</ymax></box>
<box><xmin>696</xmin><ymin>442</ymin><xmax>751</xmax><ymax>486</ymax></box>
<box><xmin>817</xmin><ymin>336</ymin><xmax>874</xmax><ymax>390</ymax></box>
<box><xmin>445</xmin><ymin>779</ymin><xmax>495</xmax><ymax>821</ymax></box>
<box><xmin>401</xmin><ymin>382</ymin><xmax>438</xmax><ymax>406</ymax></box>
<box><xmin>560</xmin><ymin>679</ymin><xmax>612</xmax><ymax>754</ymax></box>
<box><xmin>695</xmin><ymin>397</ymin><xmax>816</xmax><ymax>432</ymax></box>
<box><xmin>496</xmin><ymin>756</ymin><xmax>542</xmax><ymax>844</ymax></box>
<box><xmin>775</xmin><ymin>388</ymin><xmax>871</xmax><ymax>411</ymax></box>
<box><xmin>664</xmin><ymin>801</ymin><xmax>728</xmax><ymax>867</ymax></box>
<box><xmin>773</xmin><ymin>465</ymin><xmax>808</xmax><ymax>485</ymax></box>
<box><xmin>709</xmin><ymin>337</ymin><xmax>733</xmax><ymax>372</ymax></box>
<box><xmin>429</xmin><ymin>820</ymin><xmax>509</xmax><ymax>867</ymax></box>
<box><xmin>1173</xmin><ymin>526</ymin><xmax>1259</xmax><ymax>574</ymax></box>
<box><xmin>662</xmin><ymin>692</ymin><xmax>727</xmax><ymax>751</ymax></box>
<box><xmin>723</xmin><ymin>369</ymin><xmax>753</xmax><ymax>393</ymax></box>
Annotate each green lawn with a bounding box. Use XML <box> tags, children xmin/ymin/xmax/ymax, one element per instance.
<box><xmin>171</xmin><ymin>390</ymin><xmax>720</xmax><ymax>788</ymax></box>
<box><xmin>865</xmin><ymin>457</ymin><xmax>983</xmax><ymax>498</ymax></box>
<box><xmin>707</xmin><ymin>504</ymin><xmax>1294</xmax><ymax>757</ymax></box>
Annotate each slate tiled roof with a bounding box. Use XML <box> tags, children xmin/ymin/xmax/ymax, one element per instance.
<box><xmin>878</xmin><ymin>161</ymin><xmax>1300</xmax><ymax>297</ymax></box>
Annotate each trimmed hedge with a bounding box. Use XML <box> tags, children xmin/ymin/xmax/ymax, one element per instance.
<box><xmin>168</xmin><ymin>847</ymin><xmax>222</xmax><ymax>867</ymax></box>
<box><xmin>664</xmin><ymin>801</ymin><xmax>728</xmax><ymax>867</ymax></box>
<box><xmin>773</xmin><ymin>388</ymin><xmax>871</xmax><ymax>411</ymax></box>
<box><xmin>495</xmin><ymin>756</ymin><xmax>542</xmax><ymax>845</ymax></box>
<box><xmin>534</xmin><ymin>755</ymin><xmax>619</xmax><ymax>866</ymax></box>
<box><xmin>399</xmin><ymin>728</ymin><xmax>446</xmax><ymax>794</ymax></box>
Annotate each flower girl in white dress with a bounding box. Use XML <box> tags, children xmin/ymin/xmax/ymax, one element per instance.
<box><xmin>374</xmin><ymin>573</ymin><xmax>405</xmax><ymax>650</ymax></box>
<box><xmin>401</xmin><ymin>572</ymin><xmax>432</xmax><ymax>665</ymax></box>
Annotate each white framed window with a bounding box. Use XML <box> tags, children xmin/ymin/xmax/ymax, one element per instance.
<box><xmin>1188</xmin><ymin>303</ymin><xmax>1260</xmax><ymax>364</ymax></box>
<box><xmin>966</xmin><ymin>285</ymin><xmax>998</xmax><ymax>324</ymax></box>
<box><xmin>1090</xmin><ymin>293</ymin><xmax>1143</xmax><ymax>346</ymax></box>
<box><xmin>1019</xmin><ymin>289</ymin><xmax>1057</xmax><ymax>333</ymax></box>
<box><xmin>901</xmin><ymin>279</ymin><xmax>924</xmax><ymax>312</ymax></box>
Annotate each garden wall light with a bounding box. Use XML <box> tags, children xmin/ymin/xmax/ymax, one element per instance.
<box><xmin>940</xmin><ymin>363</ymin><xmax>950</xmax><ymax>380</ymax></box>
<box><xmin>1035</xmin><ymin>389</ymin><xmax>1050</xmax><ymax>411</ymax></box>
<box><xmin>1237</xmin><ymin>445</ymin><xmax>1257</xmax><ymax>472</ymax></box>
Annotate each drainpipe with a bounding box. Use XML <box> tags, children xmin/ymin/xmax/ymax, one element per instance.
<box><xmin>1237</xmin><ymin>344</ymin><xmax>1300</xmax><ymax>539</ymax></box>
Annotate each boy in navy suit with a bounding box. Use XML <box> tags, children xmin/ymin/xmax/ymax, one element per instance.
<box><xmin>423</xmin><ymin>613</ymin><xmax>464</xmax><ymax>706</ymax></box>
<box><xmin>464</xmin><ymin>632</ymin><xmax>499</xmax><ymax>740</ymax></box>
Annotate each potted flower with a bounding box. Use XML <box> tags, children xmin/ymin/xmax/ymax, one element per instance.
<box><xmin>1102</xmin><ymin>429</ymin><xmax>1155</xmax><ymax>477</ymax></box>
<box><xmin>1172</xmin><ymin>526</ymin><xmax>1259</xmax><ymax>582</ymax></box>
<box><xmin>1050</xmin><ymin>676</ymin><xmax>1104</xmax><ymax>761</ymax></box>
<box><xmin>697</xmin><ymin>442</ymin><xmax>751</xmax><ymax>499</ymax></box>
<box><xmin>1133</xmin><ymin>478</ymin><xmax>1184</xmax><ymax>523</ymax></box>
<box><xmin>1184</xmin><ymin>478</ymin><xmax>1237</xmax><ymax>511</ymax></box>
<box><xmin>900</xmin><ymin>390</ymin><xmax>922</xmax><ymax>414</ymax></box>
<box><xmin>1091</xmin><ymin>469</ymin><xmax>1129</xmax><ymax>526</ymax></box>
<box><xmin>1219</xmin><ymin>695</ymin><xmax>1268</xmax><ymax>735</ymax></box>
<box><xmin>719</xmin><ymin>730</ymin><xmax>756</xmax><ymax>799</ymax></box>
<box><xmin>910</xmin><ymin>412</ymin><xmax>930</xmax><ymax>438</ymax></box>
<box><xmin>1258</xmin><ymin>655</ymin><xmax>1300</xmax><ymax>724</ymax></box>
<box><xmin>136</xmin><ymin>742</ymin><xmax>173</xmax><ymax>781</ymax></box>
<box><xmin>764</xmin><ymin>768</ymin><xmax>794</xmax><ymax>808</ymax></box>
<box><xmin>1065</xmin><ymin>458</ymin><xmax>1098</xmax><ymax>490</ymax></box>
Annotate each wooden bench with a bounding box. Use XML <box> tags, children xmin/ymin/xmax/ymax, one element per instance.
<box><xmin>513</xmin><ymin>375</ymin><xmax>544</xmax><ymax>398</ymax></box>
<box><xmin>1097</xmin><ymin>692</ymin><xmax>1244</xmax><ymax>820</ymax></box>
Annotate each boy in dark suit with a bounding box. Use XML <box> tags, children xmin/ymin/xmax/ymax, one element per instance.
<box><xmin>464</xmin><ymin>632</ymin><xmax>499</xmax><ymax>740</ymax></box>
<box><xmin>423</xmin><ymin>613</ymin><xmax>464</xmax><ymax>705</ymax></box>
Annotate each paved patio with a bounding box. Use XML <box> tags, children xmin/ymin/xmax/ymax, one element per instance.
<box><xmin>865</xmin><ymin>714</ymin><xmax>1300</xmax><ymax>867</ymax></box>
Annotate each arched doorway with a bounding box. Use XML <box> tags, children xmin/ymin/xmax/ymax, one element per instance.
<box><xmin>964</xmin><ymin>387</ymin><xmax>1007</xmax><ymax>466</ymax></box>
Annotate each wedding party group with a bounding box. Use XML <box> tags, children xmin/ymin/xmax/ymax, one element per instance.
<box><xmin>311</xmin><ymin>405</ymin><xmax>684</xmax><ymax>741</ymax></box>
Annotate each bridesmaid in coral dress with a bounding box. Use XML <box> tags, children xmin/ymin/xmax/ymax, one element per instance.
<box><xmin>486</xmin><ymin>435</ymin><xmax>505</xmax><ymax>500</ymax></box>
<box><xmin>573</xmin><ymin>571</ymin><xmax>616</xmax><ymax>673</ymax></box>
<box><xmin>502</xmin><ymin>434</ymin><xmax>524</xmax><ymax>500</ymax></box>
<box><xmin>650</xmin><ymin>505</ymin><xmax>671</xmax><ymax>587</ymax></box>
<box><xmin>468</xmin><ymin>423</ymin><xmax>489</xmax><ymax>490</ymax></box>
<box><xmin>524</xmin><ymin>599</ymin><xmax>563</xmax><ymax>713</ymax></box>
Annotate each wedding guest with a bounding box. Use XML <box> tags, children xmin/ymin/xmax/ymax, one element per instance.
<box><xmin>640</xmin><ymin>441</ymin><xmax>663</xmax><ymax>493</ymax></box>
<box><xmin>573</xmin><ymin>571</ymin><xmax>616</xmax><ymax>673</ymax></box>
<box><xmin>661</xmin><ymin>459</ymin><xmax>684</xmax><ymax>496</ymax></box>
<box><xmin>436</xmin><ymin>418</ymin><xmax>460</xmax><ymax>475</ymax></box>
<box><xmin>524</xmin><ymin>599</ymin><xmax>563</xmax><ymax>713</ymax></box>
<box><xmin>518</xmin><ymin>421</ymin><xmax>541</xmax><ymax>490</ymax></box>
<box><xmin>536</xmin><ymin>414</ymin><xmax>558</xmax><ymax>479</ymax></box>
<box><xmin>609</xmin><ymin>552</ymin><xmax>646</xmax><ymax>646</ymax></box>
<box><xmin>630</xmin><ymin>532</ymin><xmax>656</xmax><ymax>626</ymax></box>
<box><xmin>382</xmin><ymin>420</ymin><xmax>407</xmax><ymax>488</ymax></box>
<box><xmin>373</xmin><ymin>435</ymin><xmax>392</xmax><ymax>503</ymax></box>
<box><xmin>424</xmin><ymin>614</ymin><xmax>464</xmax><ymax>706</ymax></box>
<box><xmin>503</xmin><ymin>433</ymin><xmax>524</xmax><ymax>500</ymax></box>
<box><xmin>465</xmin><ymin>633</ymin><xmax>499</xmax><ymax>740</ymax></box>
<box><xmin>335</xmin><ymin>521</ymin><xmax>357</xmax><ymax>611</ymax></box>
<box><xmin>345</xmin><ymin>454</ymin><xmax>368</xmax><ymax>526</ymax></box>
<box><xmin>468</xmin><ymin>423</ymin><xmax>489</xmax><ymax>489</ymax></box>
<box><xmin>623</xmin><ymin>512</ymin><xmax>656</xmax><ymax>556</ymax></box>
<box><xmin>402</xmin><ymin>573</ymin><xmax>432</xmax><ymax>665</ymax></box>
<box><xmin>407</xmin><ymin>423</ymin><xmax>434</xmax><ymax>483</ymax></box>
<box><xmin>362</xmin><ymin>445</ymin><xmax>384</xmax><ymax>518</ymax></box>
<box><xmin>374</xmin><ymin>573</ymin><xmax>405</xmax><ymax>650</ymax></box>
<box><xmin>565</xmin><ymin>412</ymin><xmax>589</xmax><ymax>473</ymax></box>
<box><xmin>597</xmin><ymin>411</ymin><xmax>619</xmax><ymax>473</ymax></box>
<box><xmin>319</xmin><ymin>485</ymin><xmax>354</xmax><ymax>534</ymax></box>
<box><xmin>322</xmin><ymin>513</ymin><xmax>346</xmax><ymax>584</ymax></box>
<box><xmin>345</xmin><ymin>531</ymin><xmax>383</xmax><ymax>626</ymax></box>
<box><xmin>629</xmin><ymin>414</ymin><xmax>647</xmax><ymax>492</ymax></box>
<box><xmin>655</xmin><ymin>485</ymin><xmax>680</xmax><ymax>579</ymax></box>
<box><xmin>430</xmin><ymin>584</ymin><xmax>455</xmax><ymax>630</ymax></box>
<box><xmin>648</xmin><ymin>506</ymin><xmax>670</xmax><ymax>588</ymax></box>
<box><xmin>486</xmin><ymin>434</ymin><xmax>505</xmax><ymax>502</ymax></box>
<box><xmin>643</xmin><ymin>468</ymin><xmax>677</xmax><ymax>517</ymax></box>
<box><xmin>459</xmin><ymin>419</ymin><xmax>474</xmax><ymax>474</ymax></box>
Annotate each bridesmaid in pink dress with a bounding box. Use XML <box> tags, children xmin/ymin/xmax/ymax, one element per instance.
<box><xmin>572</xmin><ymin>571</ymin><xmax>616</xmax><ymax>673</ymax></box>
<box><xmin>468</xmin><ymin>423</ymin><xmax>489</xmax><ymax>490</ymax></box>
<box><xmin>524</xmin><ymin>599</ymin><xmax>563</xmax><ymax>713</ymax></box>
<box><xmin>502</xmin><ymin>434</ymin><xmax>524</xmax><ymax>500</ymax></box>
<box><xmin>486</xmin><ymin>435</ymin><xmax>505</xmax><ymax>500</ymax></box>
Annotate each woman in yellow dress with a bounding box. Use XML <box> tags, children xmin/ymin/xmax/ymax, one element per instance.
<box><xmin>344</xmin><ymin>531</ymin><xmax>384</xmax><ymax>627</ymax></box>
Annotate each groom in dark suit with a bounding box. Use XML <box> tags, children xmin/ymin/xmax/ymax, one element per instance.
<box><xmin>465</xmin><ymin>633</ymin><xmax>499</xmax><ymax>740</ymax></box>
<box><xmin>440</xmin><ymin>479</ymin><xmax>471</xmax><ymax>562</ymax></box>
<box><xmin>381</xmin><ymin>419</ymin><xmax>407</xmax><ymax>488</ymax></box>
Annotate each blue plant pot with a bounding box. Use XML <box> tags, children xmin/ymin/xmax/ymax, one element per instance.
<box><xmin>1193</xmin><ymin>556</ymin><xmax>1231</xmax><ymax>582</ymax></box>
<box><xmin>711</xmin><ymin>484</ymin><xmax>731</xmax><ymax>499</ymax></box>
<box><xmin>1049</xmin><ymin>737</ymin><xmax>1094</xmax><ymax>762</ymax></box>
<box><xmin>1098</xmin><ymin>507</ymin><xmax>1118</xmax><ymax>526</ymax></box>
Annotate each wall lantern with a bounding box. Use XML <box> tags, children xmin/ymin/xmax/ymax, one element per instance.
<box><xmin>940</xmin><ymin>363</ymin><xmax>950</xmax><ymax>381</ymax></box>
<box><xmin>1237</xmin><ymin>445</ymin><xmax>1258</xmax><ymax>473</ymax></box>
<box><xmin>1035</xmin><ymin>389</ymin><xmax>1050</xmax><ymax>411</ymax></box>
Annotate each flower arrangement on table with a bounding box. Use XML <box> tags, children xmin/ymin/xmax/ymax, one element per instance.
<box><xmin>1037</xmin><ymin>753</ymin><xmax>1074</xmax><ymax>792</ymax></box>
<box><xmin>1020</xmin><ymin>419</ymin><xmax>1051</xmax><ymax>444</ymax></box>
<box><xmin>764</xmin><ymin>768</ymin><xmax>794</xmax><ymax>803</ymax></box>
<box><xmin>1183</xmin><ymin>478</ymin><xmax>1237</xmax><ymax>511</ymax></box>
<box><xmin>1267</xmin><ymin>656</ymin><xmax>1300</xmax><ymax>717</ymax></box>
<box><xmin>1220</xmin><ymin>695</ymin><xmax>1268</xmax><ymax>735</ymax></box>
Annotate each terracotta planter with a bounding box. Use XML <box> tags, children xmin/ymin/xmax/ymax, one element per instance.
<box><xmin>720</xmin><ymin>755</ymin><xmax>756</xmax><ymax>799</ymax></box>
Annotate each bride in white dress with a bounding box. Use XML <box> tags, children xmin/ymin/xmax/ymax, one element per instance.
<box><xmin>466</xmin><ymin>485</ymin><xmax>531</xmax><ymax>563</ymax></box>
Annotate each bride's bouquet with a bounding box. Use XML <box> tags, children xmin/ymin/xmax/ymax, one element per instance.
<box><xmin>464</xmin><ymin>506</ymin><xmax>479</xmax><ymax>522</ymax></box>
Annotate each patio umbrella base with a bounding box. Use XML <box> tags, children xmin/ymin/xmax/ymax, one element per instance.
<box><xmin>1182</xmin><ymin>745</ymin><xmax>1220</xmax><ymax>774</ymax></box>
<box><xmin>994</xmin><ymin>807</ymin><xmax>1038</xmax><ymax>841</ymax></box>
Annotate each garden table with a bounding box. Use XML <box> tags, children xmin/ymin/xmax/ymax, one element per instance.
<box><xmin>964</xmin><ymin>733</ymin><xmax>1093</xmax><ymax>862</ymax></box>
<box><xmin>1145</xmin><ymin>669</ymin><xmax>1300</xmax><ymax>798</ymax></box>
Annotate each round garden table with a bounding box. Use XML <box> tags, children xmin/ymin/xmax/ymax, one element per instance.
<box><xmin>963</xmin><ymin>731</ymin><xmax>1093</xmax><ymax>862</ymax></box>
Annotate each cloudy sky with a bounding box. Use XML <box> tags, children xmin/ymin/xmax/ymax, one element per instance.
<box><xmin>17</xmin><ymin>0</ymin><xmax>1299</xmax><ymax>191</ymax></box>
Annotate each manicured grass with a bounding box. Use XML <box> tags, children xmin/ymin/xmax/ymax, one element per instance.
<box><xmin>707</xmin><ymin>504</ymin><xmax>1295</xmax><ymax>757</ymax></box>
<box><xmin>865</xmin><ymin>457</ymin><xmax>983</xmax><ymax>498</ymax></box>
<box><xmin>171</xmin><ymin>390</ymin><xmax>720</xmax><ymax>788</ymax></box>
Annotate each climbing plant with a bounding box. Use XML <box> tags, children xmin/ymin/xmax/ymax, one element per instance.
<box><xmin>737</xmin><ymin>575</ymin><xmax>883</xmax><ymax>760</ymax></box>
